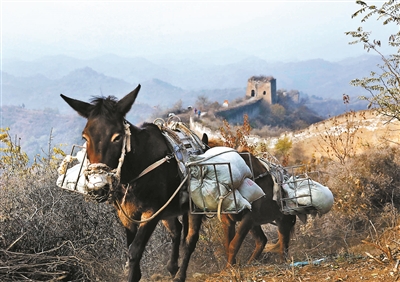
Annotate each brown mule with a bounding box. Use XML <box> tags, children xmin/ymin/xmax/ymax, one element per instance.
<box><xmin>202</xmin><ymin>135</ymin><xmax>296</xmax><ymax>266</ymax></box>
<box><xmin>61</xmin><ymin>85</ymin><xmax>204</xmax><ymax>282</ymax></box>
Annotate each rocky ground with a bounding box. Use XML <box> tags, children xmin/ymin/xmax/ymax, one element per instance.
<box><xmin>144</xmin><ymin>255</ymin><xmax>398</xmax><ymax>282</ymax></box>
<box><xmin>197</xmin><ymin>256</ymin><xmax>398</xmax><ymax>282</ymax></box>
<box><xmin>199</xmin><ymin>224</ymin><xmax>399</xmax><ymax>282</ymax></box>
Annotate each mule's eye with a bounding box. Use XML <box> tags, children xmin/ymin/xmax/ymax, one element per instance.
<box><xmin>82</xmin><ymin>134</ymin><xmax>88</xmax><ymax>142</ymax></box>
<box><xmin>111</xmin><ymin>133</ymin><xmax>122</xmax><ymax>142</ymax></box>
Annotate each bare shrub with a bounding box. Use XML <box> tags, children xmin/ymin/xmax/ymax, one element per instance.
<box><xmin>1</xmin><ymin>160</ymin><xmax>128</xmax><ymax>281</ymax></box>
<box><xmin>219</xmin><ymin>114</ymin><xmax>255</xmax><ymax>153</ymax></box>
<box><xmin>322</xmin><ymin>146</ymin><xmax>400</xmax><ymax>222</ymax></box>
<box><xmin>314</xmin><ymin>110</ymin><xmax>365</xmax><ymax>165</ymax></box>
<box><xmin>197</xmin><ymin>114</ymin><xmax>224</xmax><ymax>132</ymax></box>
<box><xmin>273</xmin><ymin>135</ymin><xmax>292</xmax><ymax>166</ymax></box>
<box><xmin>1</xmin><ymin>129</ymin><xmax>128</xmax><ymax>281</ymax></box>
<box><xmin>290</xmin><ymin>142</ymin><xmax>307</xmax><ymax>165</ymax></box>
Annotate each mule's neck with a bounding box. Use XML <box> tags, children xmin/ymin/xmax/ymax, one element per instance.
<box><xmin>120</xmin><ymin>123</ymin><xmax>173</xmax><ymax>184</ymax></box>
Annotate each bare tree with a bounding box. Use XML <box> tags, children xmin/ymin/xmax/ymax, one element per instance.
<box><xmin>346</xmin><ymin>0</ymin><xmax>400</xmax><ymax>121</ymax></box>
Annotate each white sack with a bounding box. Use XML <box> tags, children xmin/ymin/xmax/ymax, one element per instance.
<box><xmin>56</xmin><ymin>144</ymin><xmax>88</xmax><ymax>195</ymax></box>
<box><xmin>190</xmin><ymin>178</ymin><xmax>251</xmax><ymax>212</ymax></box>
<box><xmin>56</xmin><ymin>163</ymin><xmax>88</xmax><ymax>194</ymax></box>
<box><xmin>237</xmin><ymin>178</ymin><xmax>265</xmax><ymax>203</ymax></box>
<box><xmin>188</xmin><ymin>146</ymin><xmax>252</xmax><ymax>186</ymax></box>
<box><xmin>188</xmin><ymin>147</ymin><xmax>254</xmax><ymax>212</ymax></box>
<box><xmin>283</xmin><ymin>176</ymin><xmax>334</xmax><ymax>215</ymax></box>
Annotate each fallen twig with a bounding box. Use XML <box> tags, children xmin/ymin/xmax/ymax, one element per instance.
<box><xmin>365</xmin><ymin>252</ymin><xmax>385</xmax><ymax>265</ymax></box>
<box><xmin>5</xmin><ymin>231</ymin><xmax>27</xmax><ymax>251</ymax></box>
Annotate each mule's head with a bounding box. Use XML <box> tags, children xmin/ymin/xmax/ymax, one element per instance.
<box><xmin>60</xmin><ymin>85</ymin><xmax>141</xmax><ymax>202</ymax></box>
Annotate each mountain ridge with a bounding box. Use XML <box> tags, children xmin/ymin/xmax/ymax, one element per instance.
<box><xmin>2</xmin><ymin>53</ymin><xmax>380</xmax><ymax>98</ymax></box>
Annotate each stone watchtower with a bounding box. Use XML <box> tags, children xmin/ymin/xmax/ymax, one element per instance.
<box><xmin>245</xmin><ymin>76</ymin><xmax>277</xmax><ymax>104</ymax></box>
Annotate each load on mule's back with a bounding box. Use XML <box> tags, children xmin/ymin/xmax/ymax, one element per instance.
<box><xmin>60</xmin><ymin>85</ymin><xmax>204</xmax><ymax>282</ymax></box>
<box><xmin>57</xmin><ymin>85</ymin><xmax>334</xmax><ymax>280</ymax></box>
<box><xmin>200</xmin><ymin>137</ymin><xmax>334</xmax><ymax>267</ymax></box>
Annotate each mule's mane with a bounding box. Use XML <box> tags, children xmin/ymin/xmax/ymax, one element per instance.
<box><xmin>89</xmin><ymin>95</ymin><xmax>121</xmax><ymax>119</ymax></box>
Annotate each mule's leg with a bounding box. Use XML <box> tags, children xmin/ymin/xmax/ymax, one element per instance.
<box><xmin>221</xmin><ymin>215</ymin><xmax>236</xmax><ymax>264</ymax></box>
<box><xmin>125</xmin><ymin>226</ymin><xmax>138</xmax><ymax>270</ymax></box>
<box><xmin>161</xmin><ymin>218</ymin><xmax>182</xmax><ymax>276</ymax></box>
<box><xmin>181</xmin><ymin>213</ymin><xmax>188</xmax><ymax>246</ymax></box>
<box><xmin>226</xmin><ymin>214</ymin><xmax>253</xmax><ymax>267</ymax></box>
<box><xmin>126</xmin><ymin>226</ymin><xmax>137</xmax><ymax>248</ymax></box>
<box><xmin>276</xmin><ymin>215</ymin><xmax>296</xmax><ymax>262</ymax></box>
<box><xmin>248</xmin><ymin>225</ymin><xmax>267</xmax><ymax>264</ymax></box>
<box><xmin>173</xmin><ymin>214</ymin><xmax>203</xmax><ymax>282</ymax></box>
<box><xmin>127</xmin><ymin>220</ymin><xmax>159</xmax><ymax>282</ymax></box>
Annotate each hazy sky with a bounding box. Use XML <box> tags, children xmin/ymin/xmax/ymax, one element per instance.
<box><xmin>1</xmin><ymin>0</ymin><xmax>397</xmax><ymax>62</ymax></box>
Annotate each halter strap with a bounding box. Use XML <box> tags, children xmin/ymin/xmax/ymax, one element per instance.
<box><xmin>112</xmin><ymin>121</ymin><xmax>131</xmax><ymax>182</ymax></box>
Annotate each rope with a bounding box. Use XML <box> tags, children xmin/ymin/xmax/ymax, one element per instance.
<box><xmin>161</xmin><ymin>125</ymin><xmax>182</xmax><ymax>145</ymax></box>
<box><xmin>115</xmin><ymin>174</ymin><xmax>189</xmax><ymax>224</ymax></box>
<box><xmin>216</xmin><ymin>191</ymin><xmax>233</xmax><ymax>222</ymax></box>
<box><xmin>112</xmin><ymin>121</ymin><xmax>131</xmax><ymax>184</ymax></box>
<box><xmin>185</xmin><ymin>149</ymin><xmax>237</xmax><ymax>166</ymax></box>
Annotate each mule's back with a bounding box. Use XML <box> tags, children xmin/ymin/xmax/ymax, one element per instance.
<box><xmin>236</xmin><ymin>150</ymin><xmax>283</xmax><ymax>224</ymax></box>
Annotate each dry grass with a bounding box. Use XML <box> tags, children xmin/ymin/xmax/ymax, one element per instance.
<box><xmin>287</xmin><ymin>110</ymin><xmax>400</xmax><ymax>161</ymax></box>
<box><xmin>2</xmin><ymin>109</ymin><xmax>400</xmax><ymax>281</ymax></box>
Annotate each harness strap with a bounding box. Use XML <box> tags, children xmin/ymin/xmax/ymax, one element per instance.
<box><xmin>115</xmin><ymin>174</ymin><xmax>189</xmax><ymax>224</ymax></box>
<box><xmin>109</xmin><ymin>121</ymin><xmax>132</xmax><ymax>187</ymax></box>
<box><xmin>254</xmin><ymin>170</ymin><xmax>270</xmax><ymax>180</ymax></box>
<box><xmin>130</xmin><ymin>154</ymin><xmax>174</xmax><ymax>183</ymax></box>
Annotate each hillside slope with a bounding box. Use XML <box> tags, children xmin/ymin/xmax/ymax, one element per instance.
<box><xmin>191</xmin><ymin>109</ymin><xmax>400</xmax><ymax>161</ymax></box>
<box><xmin>284</xmin><ymin>110</ymin><xmax>400</xmax><ymax>159</ymax></box>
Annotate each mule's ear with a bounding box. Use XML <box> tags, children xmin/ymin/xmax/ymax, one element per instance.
<box><xmin>202</xmin><ymin>133</ymin><xmax>209</xmax><ymax>145</ymax></box>
<box><xmin>60</xmin><ymin>94</ymin><xmax>93</xmax><ymax>118</ymax></box>
<box><xmin>117</xmin><ymin>84</ymin><xmax>141</xmax><ymax>116</ymax></box>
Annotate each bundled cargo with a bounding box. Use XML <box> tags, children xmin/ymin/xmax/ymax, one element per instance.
<box><xmin>187</xmin><ymin>147</ymin><xmax>265</xmax><ymax>213</ymax></box>
<box><xmin>56</xmin><ymin>145</ymin><xmax>88</xmax><ymax>195</ymax></box>
<box><xmin>281</xmin><ymin>176</ymin><xmax>334</xmax><ymax>216</ymax></box>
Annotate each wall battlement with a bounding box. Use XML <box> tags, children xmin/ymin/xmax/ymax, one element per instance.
<box><xmin>245</xmin><ymin>76</ymin><xmax>276</xmax><ymax>104</ymax></box>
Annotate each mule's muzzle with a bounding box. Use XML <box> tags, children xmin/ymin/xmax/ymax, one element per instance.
<box><xmin>88</xmin><ymin>186</ymin><xmax>110</xmax><ymax>203</ymax></box>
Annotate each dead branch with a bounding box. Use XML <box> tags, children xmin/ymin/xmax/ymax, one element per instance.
<box><xmin>362</xmin><ymin>239</ymin><xmax>394</xmax><ymax>262</ymax></box>
<box><xmin>0</xmin><ymin>247</ymin><xmax>81</xmax><ymax>282</ymax></box>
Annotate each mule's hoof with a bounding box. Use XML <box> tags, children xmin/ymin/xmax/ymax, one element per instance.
<box><xmin>167</xmin><ymin>263</ymin><xmax>179</xmax><ymax>276</ymax></box>
<box><xmin>172</xmin><ymin>271</ymin><xmax>185</xmax><ymax>282</ymax></box>
<box><xmin>225</xmin><ymin>259</ymin><xmax>237</xmax><ymax>268</ymax></box>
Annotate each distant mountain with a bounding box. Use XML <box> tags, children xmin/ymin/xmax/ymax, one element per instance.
<box><xmin>2</xmin><ymin>67</ymin><xmax>135</xmax><ymax>114</ymax></box>
<box><xmin>2</xmin><ymin>106</ymin><xmax>86</xmax><ymax>160</ymax></box>
<box><xmin>2</xmin><ymin>52</ymin><xmax>385</xmax><ymax>163</ymax></box>
<box><xmin>2</xmin><ymin>55</ymin><xmax>85</xmax><ymax>79</ymax></box>
<box><xmin>1</xmin><ymin>66</ymin><xmax>246</xmax><ymax>114</ymax></box>
<box><xmin>2</xmin><ymin>53</ymin><xmax>381</xmax><ymax>98</ymax></box>
<box><xmin>2</xmin><ymin>52</ymin><xmax>382</xmax><ymax>123</ymax></box>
